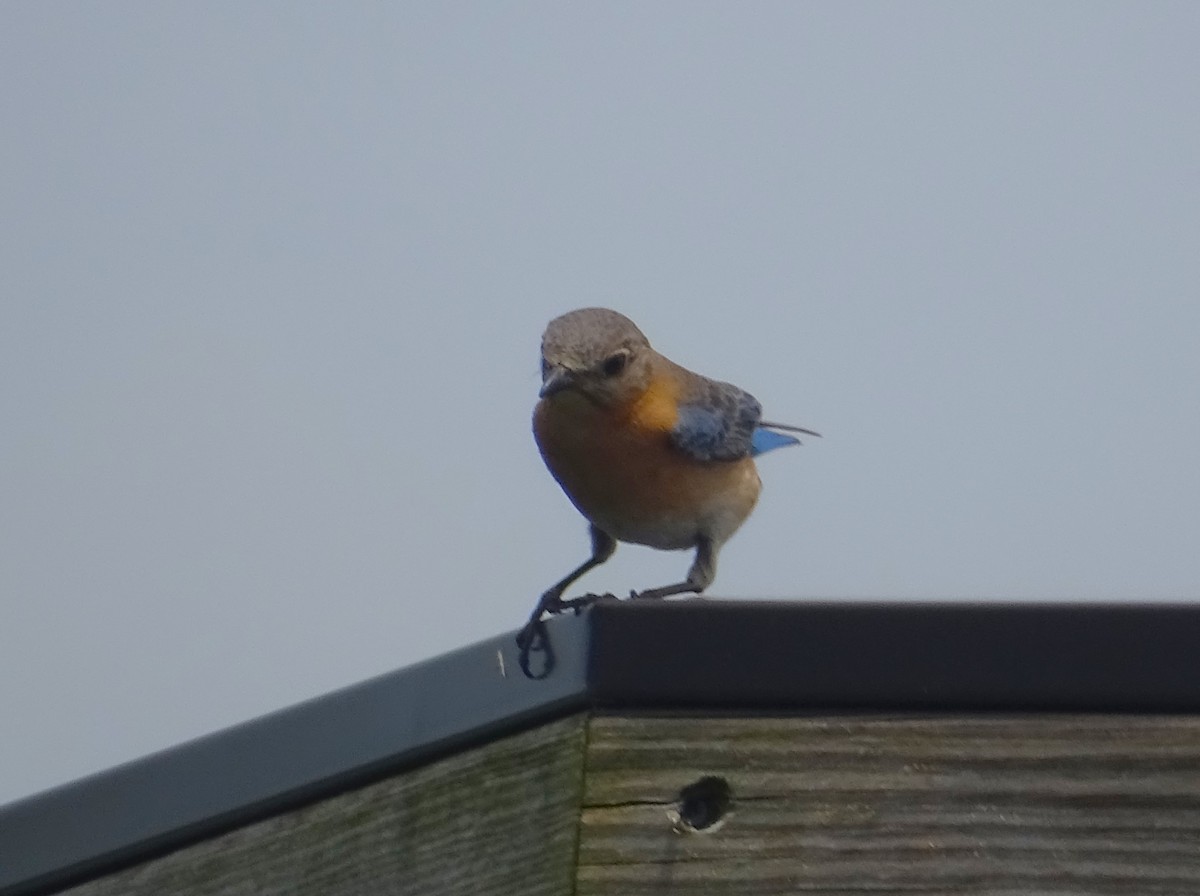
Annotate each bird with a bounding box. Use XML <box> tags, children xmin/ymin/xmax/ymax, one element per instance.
<box><xmin>524</xmin><ymin>307</ymin><xmax>818</xmax><ymax>633</ymax></box>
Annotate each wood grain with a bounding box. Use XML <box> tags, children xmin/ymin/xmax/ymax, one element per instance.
<box><xmin>58</xmin><ymin>713</ymin><xmax>1200</xmax><ymax>895</ymax></box>
<box><xmin>578</xmin><ymin>715</ymin><xmax>1200</xmax><ymax>895</ymax></box>
<box><xmin>65</xmin><ymin>714</ymin><xmax>587</xmax><ymax>896</ymax></box>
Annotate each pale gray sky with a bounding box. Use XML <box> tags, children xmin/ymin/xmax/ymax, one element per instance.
<box><xmin>2</xmin><ymin>3</ymin><xmax>1198</xmax><ymax>806</ymax></box>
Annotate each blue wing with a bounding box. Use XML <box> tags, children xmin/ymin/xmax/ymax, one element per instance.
<box><xmin>670</xmin><ymin>381</ymin><xmax>762</xmax><ymax>462</ymax></box>
<box><xmin>670</xmin><ymin>377</ymin><xmax>814</xmax><ymax>461</ymax></box>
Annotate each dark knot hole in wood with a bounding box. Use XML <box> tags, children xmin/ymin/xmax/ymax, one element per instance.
<box><xmin>674</xmin><ymin>776</ymin><xmax>732</xmax><ymax>833</ymax></box>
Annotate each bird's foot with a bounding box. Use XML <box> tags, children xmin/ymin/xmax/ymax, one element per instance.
<box><xmin>515</xmin><ymin>617</ymin><xmax>552</xmax><ymax>678</ymax></box>
<box><xmin>515</xmin><ymin>616</ymin><xmax>544</xmax><ymax>653</ymax></box>
<box><xmin>534</xmin><ymin>590</ymin><xmax>616</xmax><ymax>618</ymax></box>
<box><xmin>629</xmin><ymin>588</ymin><xmax>666</xmax><ymax>600</ymax></box>
<box><xmin>556</xmin><ymin>591</ymin><xmax>616</xmax><ymax>615</ymax></box>
<box><xmin>517</xmin><ymin>590</ymin><xmax>614</xmax><ymax>650</ymax></box>
<box><xmin>516</xmin><ymin>591</ymin><xmax>617</xmax><ymax>676</ymax></box>
<box><xmin>630</xmin><ymin>584</ymin><xmax>703</xmax><ymax>600</ymax></box>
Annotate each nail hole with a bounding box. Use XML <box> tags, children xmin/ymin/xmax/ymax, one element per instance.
<box><xmin>670</xmin><ymin>776</ymin><xmax>732</xmax><ymax>834</ymax></box>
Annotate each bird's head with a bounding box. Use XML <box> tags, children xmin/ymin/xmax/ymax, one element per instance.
<box><xmin>539</xmin><ymin>307</ymin><xmax>654</xmax><ymax>407</ymax></box>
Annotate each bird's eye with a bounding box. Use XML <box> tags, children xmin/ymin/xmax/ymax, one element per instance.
<box><xmin>602</xmin><ymin>351</ymin><xmax>629</xmax><ymax>377</ymax></box>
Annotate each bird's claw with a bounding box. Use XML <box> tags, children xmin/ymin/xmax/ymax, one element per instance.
<box><xmin>560</xmin><ymin>591</ymin><xmax>616</xmax><ymax>614</ymax></box>
<box><xmin>523</xmin><ymin>590</ymin><xmax>615</xmax><ymax>635</ymax></box>
<box><xmin>516</xmin><ymin>591</ymin><xmax>617</xmax><ymax>679</ymax></box>
<box><xmin>515</xmin><ymin>618</ymin><xmax>554</xmax><ymax>679</ymax></box>
<box><xmin>536</xmin><ymin>591</ymin><xmax>616</xmax><ymax>617</ymax></box>
<box><xmin>630</xmin><ymin>588</ymin><xmax>663</xmax><ymax>600</ymax></box>
<box><xmin>515</xmin><ymin>618</ymin><xmax>541</xmax><ymax>652</ymax></box>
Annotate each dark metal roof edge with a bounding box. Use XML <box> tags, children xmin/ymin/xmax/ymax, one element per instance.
<box><xmin>0</xmin><ymin>615</ymin><xmax>592</xmax><ymax>896</ymax></box>
<box><xmin>586</xmin><ymin>599</ymin><xmax>1200</xmax><ymax>712</ymax></box>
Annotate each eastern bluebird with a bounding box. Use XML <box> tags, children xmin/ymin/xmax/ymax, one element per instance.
<box><xmin>524</xmin><ymin>307</ymin><xmax>818</xmax><ymax>632</ymax></box>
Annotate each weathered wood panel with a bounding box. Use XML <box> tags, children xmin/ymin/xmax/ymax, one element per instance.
<box><xmin>54</xmin><ymin>713</ymin><xmax>1200</xmax><ymax>895</ymax></box>
<box><xmin>65</xmin><ymin>714</ymin><xmax>588</xmax><ymax>896</ymax></box>
<box><xmin>578</xmin><ymin>715</ymin><xmax>1200</xmax><ymax>895</ymax></box>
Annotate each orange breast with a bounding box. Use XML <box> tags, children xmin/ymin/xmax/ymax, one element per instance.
<box><xmin>532</xmin><ymin>385</ymin><xmax>761</xmax><ymax>550</ymax></box>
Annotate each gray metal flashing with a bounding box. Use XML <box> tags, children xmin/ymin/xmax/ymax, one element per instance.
<box><xmin>0</xmin><ymin>619</ymin><xmax>590</xmax><ymax>896</ymax></box>
<box><xmin>5</xmin><ymin>599</ymin><xmax>1200</xmax><ymax>896</ymax></box>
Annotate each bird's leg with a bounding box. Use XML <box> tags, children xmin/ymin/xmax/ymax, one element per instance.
<box><xmin>528</xmin><ymin>525</ymin><xmax>617</xmax><ymax>621</ymax></box>
<box><xmin>631</xmin><ymin>536</ymin><xmax>717</xmax><ymax>600</ymax></box>
<box><xmin>517</xmin><ymin>526</ymin><xmax>617</xmax><ymax>658</ymax></box>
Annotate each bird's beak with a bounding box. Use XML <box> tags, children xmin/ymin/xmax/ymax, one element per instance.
<box><xmin>539</xmin><ymin>365</ymin><xmax>575</xmax><ymax>398</ymax></box>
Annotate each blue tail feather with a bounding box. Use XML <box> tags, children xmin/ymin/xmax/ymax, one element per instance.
<box><xmin>750</xmin><ymin>427</ymin><xmax>801</xmax><ymax>457</ymax></box>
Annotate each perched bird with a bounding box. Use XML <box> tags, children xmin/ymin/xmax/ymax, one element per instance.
<box><xmin>526</xmin><ymin>307</ymin><xmax>817</xmax><ymax>629</ymax></box>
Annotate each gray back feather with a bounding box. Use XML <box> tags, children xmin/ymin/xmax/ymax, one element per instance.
<box><xmin>670</xmin><ymin>379</ymin><xmax>762</xmax><ymax>462</ymax></box>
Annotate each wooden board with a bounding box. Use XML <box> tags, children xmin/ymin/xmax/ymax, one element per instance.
<box><xmin>58</xmin><ymin>713</ymin><xmax>1200</xmax><ymax>895</ymax></box>
<box><xmin>65</xmin><ymin>714</ymin><xmax>588</xmax><ymax>896</ymax></box>
<box><xmin>578</xmin><ymin>715</ymin><xmax>1200</xmax><ymax>895</ymax></box>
